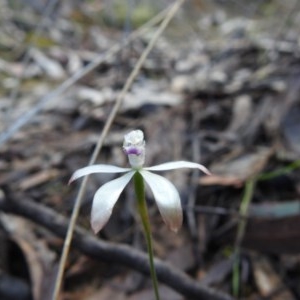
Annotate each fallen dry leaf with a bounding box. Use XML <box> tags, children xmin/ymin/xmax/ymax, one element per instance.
<box><xmin>0</xmin><ymin>214</ymin><xmax>56</xmax><ymax>300</ymax></box>
<box><xmin>19</xmin><ymin>169</ymin><xmax>60</xmax><ymax>190</ymax></box>
<box><xmin>251</xmin><ymin>253</ymin><xmax>295</xmax><ymax>300</ymax></box>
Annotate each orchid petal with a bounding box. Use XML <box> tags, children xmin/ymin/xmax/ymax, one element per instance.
<box><xmin>69</xmin><ymin>165</ymin><xmax>131</xmax><ymax>183</ymax></box>
<box><xmin>139</xmin><ymin>170</ymin><xmax>182</xmax><ymax>232</ymax></box>
<box><xmin>91</xmin><ymin>171</ymin><xmax>135</xmax><ymax>233</ymax></box>
<box><xmin>144</xmin><ymin>161</ymin><xmax>211</xmax><ymax>175</ymax></box>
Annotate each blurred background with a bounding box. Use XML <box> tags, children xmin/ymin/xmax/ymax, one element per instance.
<box><xmin>0</xmin><ymin>0</ymin><xmax>300</xmax><ymax>299</ymax></box>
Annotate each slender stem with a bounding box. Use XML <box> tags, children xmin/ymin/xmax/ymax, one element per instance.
<box><xmin>134</xmin><ymin>172</ymin><xmax>160</xmax><ymax>300</ymax></box>
<box><xmin>232</xmin><ymin>178</ymin><xmax>256</xmax><ymax>297</ymax></box>
<box><xmin>51</xmin><ymin>2</ymin><xmax>184</xmax><ymax>298</ymax></box>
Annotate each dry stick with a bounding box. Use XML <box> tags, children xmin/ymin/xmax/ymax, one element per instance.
<box><xmin>0</xmin><ymin>5</ymin><xmax>170</xmax><ymax>147</ymax></box>
<box><xmin>0</xmin><ymin>193</ymin><xmax>233</xmax><ymax>300</ymax></box>
<box><xmin>52</xmin><ymin>1</ymin><xmax>186</xmax><ymax>299</ymax></box>
<box><xmin>7</xmin><ymin>0</ymin><xmax>59</xmax><ymax>118</ymax></box>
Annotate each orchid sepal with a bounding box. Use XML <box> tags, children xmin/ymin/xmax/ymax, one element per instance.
<box><xmin>69</xmin><ymin>130</ymin><xmax>210</xmax><ymax>234</ymax></box>
<box><xmin>140</xmin><ymin>170</ymin><xmax>182</xmax><ymax>232</ymax></box>
<box><xmin>69</xmin><ymin>164</ymin><xmax>131</xmax><ymax>184</ymax></box>
<box><xmin>144</xmin><ymin>161</ymin><xmax>211</xmax><ymax>175</ymax></box>
<box><xmin>91</xmin><ymin>171</ymin><xmax>135</xmax><ymax>233</ymax></box>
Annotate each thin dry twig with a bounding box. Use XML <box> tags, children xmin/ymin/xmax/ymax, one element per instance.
<box><xmin>52</xmin><ymin>1</ymin><xmax>186</xmax><ymax>299</ymax></box>
<box><xmin>7</xmin><ymin>0</ymin><xmax>59</xmax><ymax>117</ymax></box>
<box><xmin>0</xmin><ymin>191</ymin><xmax>233</xmax><ymax>300</ymax></box>
<box><xmin>0</xmin><ymin>5</ymin><xmax>170</xmax><ymax>147</ymax></box>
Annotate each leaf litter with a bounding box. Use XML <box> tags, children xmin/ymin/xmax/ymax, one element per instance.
<box><xmin>1</xmin><ymin>0</ymin><xmax>300</xmax><ymax>299</ymax></box>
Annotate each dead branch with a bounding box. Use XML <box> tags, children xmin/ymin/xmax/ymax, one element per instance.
<box><xmin>0</xmin><ymin>191</ymin><xmax>233</xmax><ymax>300</ymax></box>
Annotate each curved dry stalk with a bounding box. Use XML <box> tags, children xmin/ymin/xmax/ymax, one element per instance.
<box><xmin>52</xmin><ymin>0</ymin><xmax>186</xmax><ymax>299</ymax></box>
<box><xmin>0</xmin><ymin>4</ymin><xmax>170</xmax><ymax>147</ymax></box>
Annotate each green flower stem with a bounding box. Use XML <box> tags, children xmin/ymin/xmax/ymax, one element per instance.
<box><xmin>233</xmin><ymin>178</ymin><xmax>256</xmax><ymax>297</ymax></box>
<box><xmin>134</xmin><ymin>171</ymin><xmax>160</xmax><ymax>300</ymax></box>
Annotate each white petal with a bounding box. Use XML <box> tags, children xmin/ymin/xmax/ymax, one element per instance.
<box><xmin>139</xmin><ymin>170</ymin><xmax>182</xmax><ymax>232</ymax></box>
<box><xmin>91</xmin><ymin>171</ymin><xmax>135</xmax><ymax>233</ymax></box>
<box><xmin>144</xmin><ymin>161</ymin><xmax>211</xmax><ymax>175</ymax></box>
<box><xmin>69</xmin><ymin>164</ymin><xmax>131</xmax><ymax>183</ymax></box>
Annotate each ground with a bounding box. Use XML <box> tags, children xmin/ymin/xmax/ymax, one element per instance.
<box><xmin>0</xmin><ymin>0</ymin><xmax>300</xmax><ymax>299</ymax></box>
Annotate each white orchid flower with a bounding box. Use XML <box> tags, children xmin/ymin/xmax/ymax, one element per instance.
<box><xmin>69</xmin><ymin>130</ymin><xmax>210</xmax><ymax>234</ymax></box>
